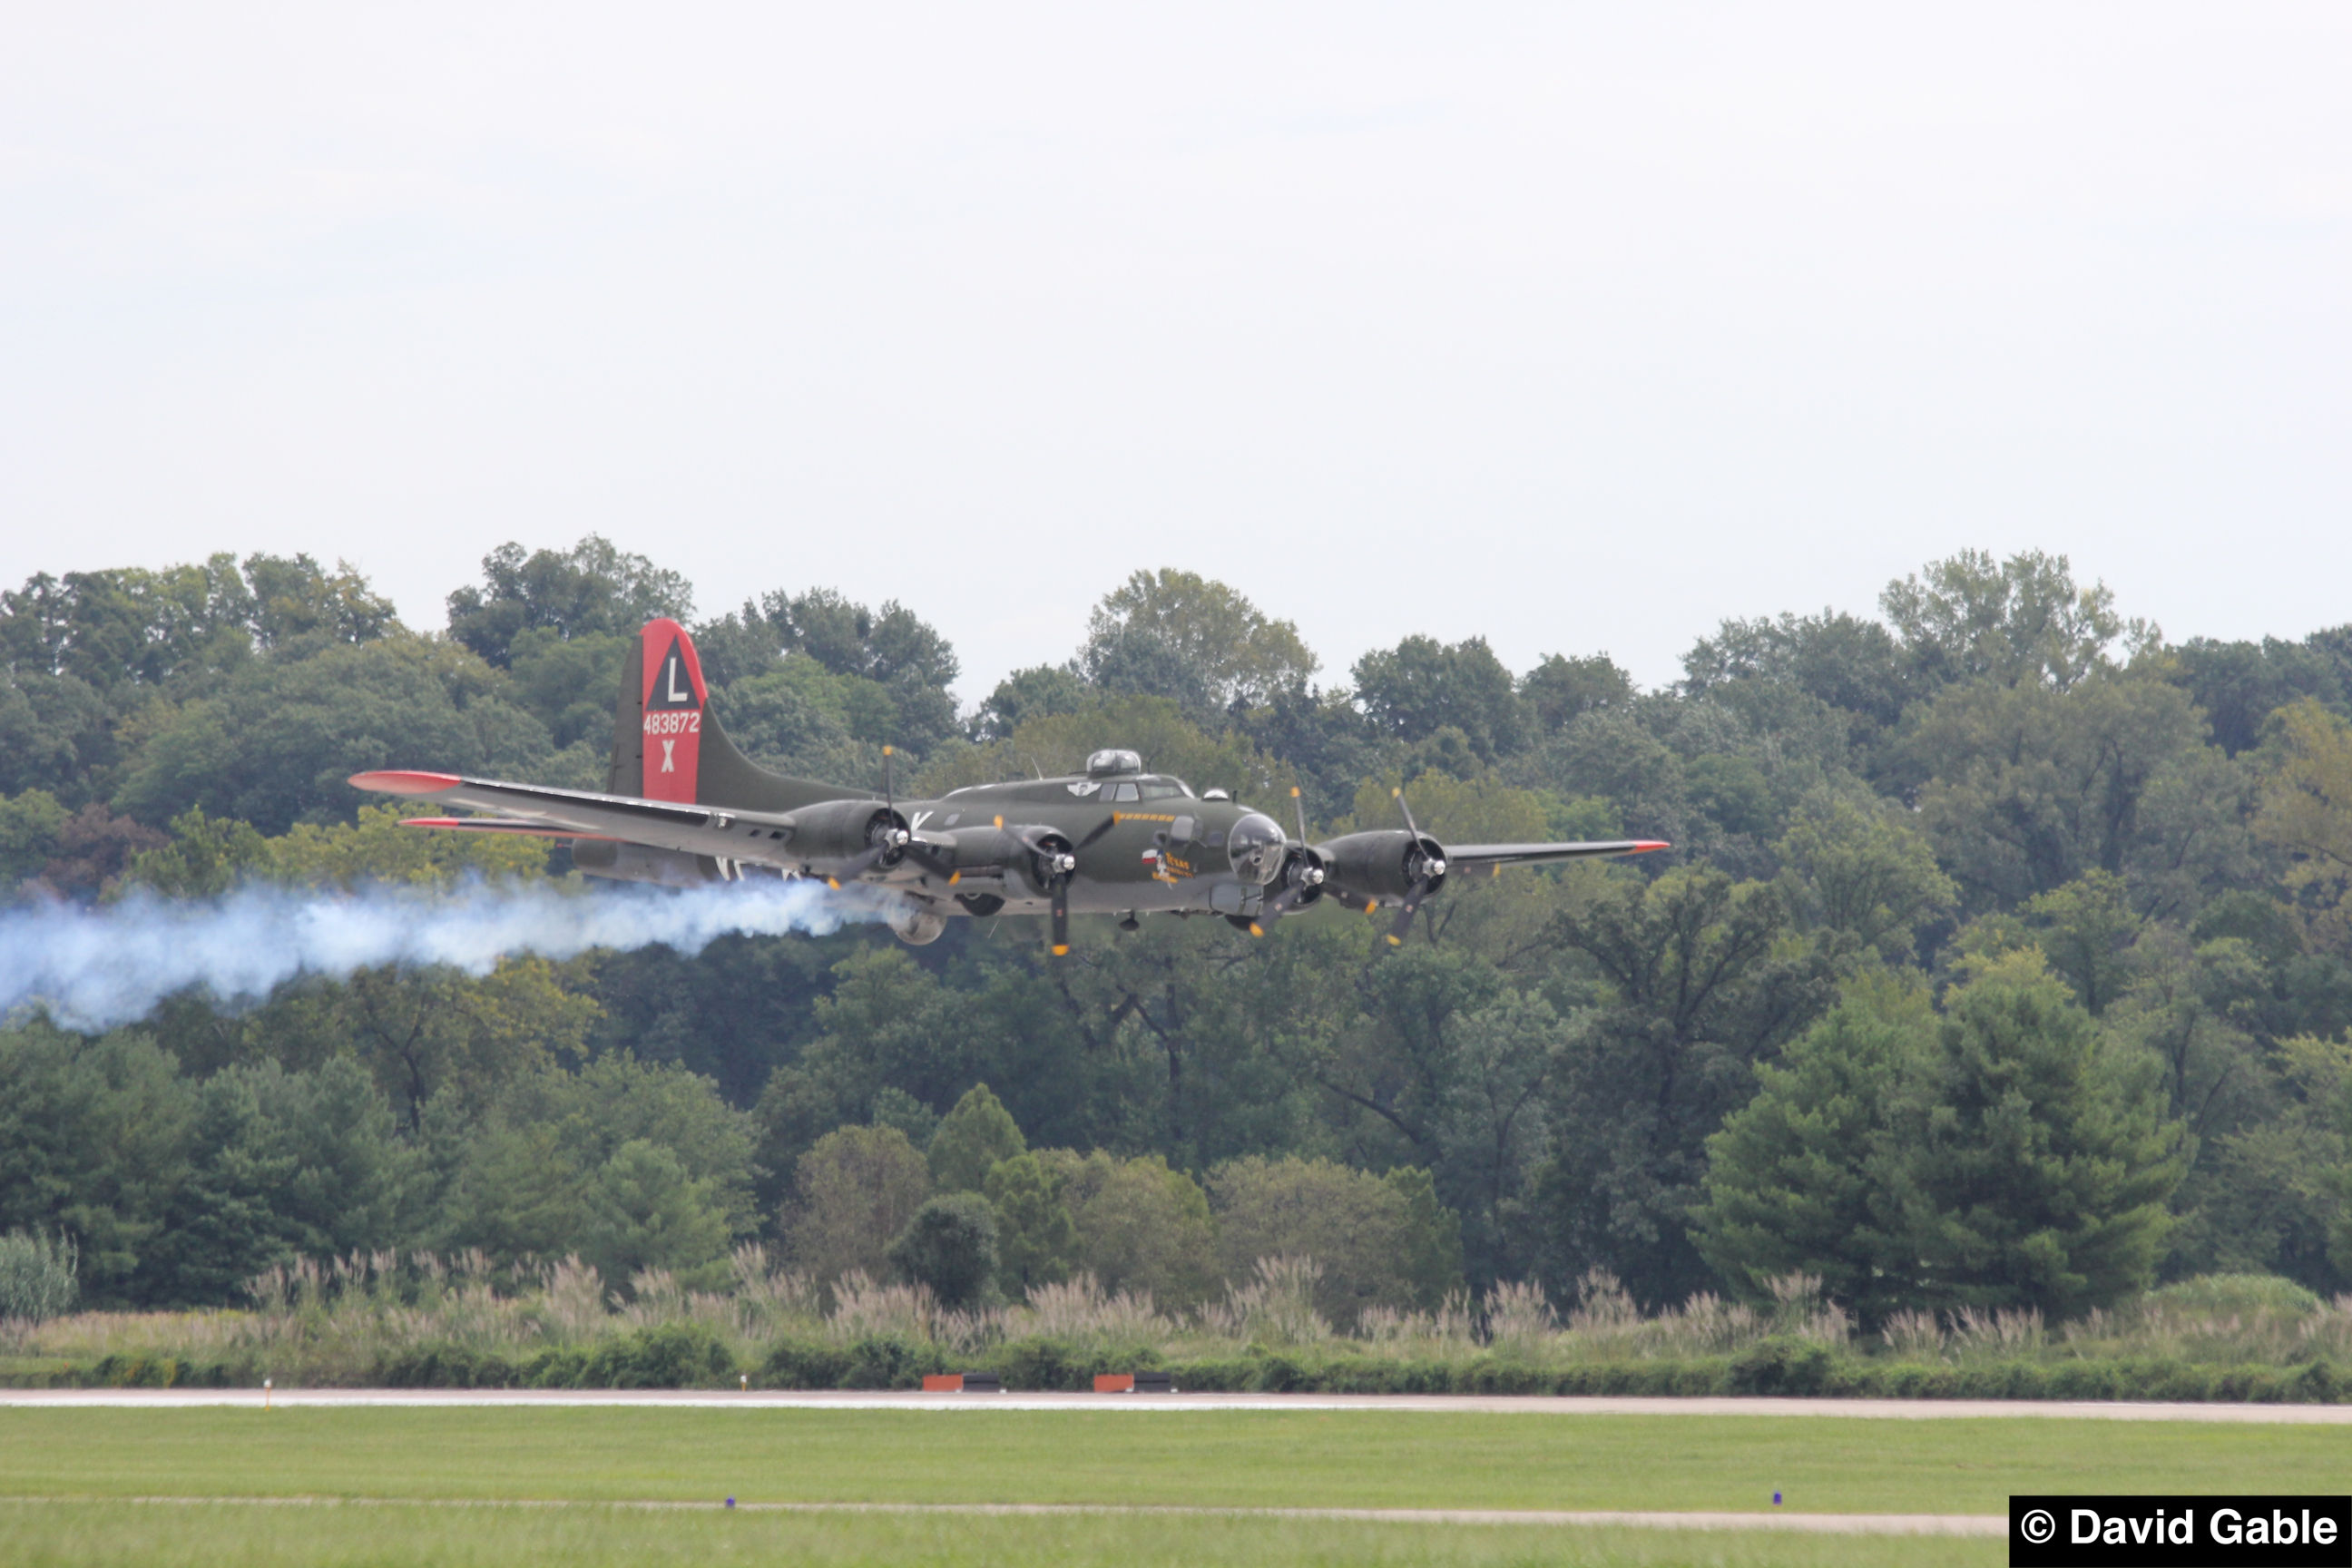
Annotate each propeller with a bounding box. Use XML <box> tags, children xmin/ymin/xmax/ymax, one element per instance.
<box><xmin>1263</xmin><ymin>784</ymin><xmax>1328</xmax><ymax>919</ymax></box>
<box><xmin>1042</xmin><ymin>841</ymin><xmax>1077</xmax><ymax>956</ymax></box>
<box><xmin>827</xmin><ymin>745</ymin><xmax>963</xmax><ymax>887</ymax></box>
<box><xmin>1385</xmin><ymin>785</ymin><xmax>1448</xmax><ymax>947</ymax></box>
<box><xmin>824</xmin><ymin>746</ymin><xmax>913</xmax><ymax>885</ymax></box>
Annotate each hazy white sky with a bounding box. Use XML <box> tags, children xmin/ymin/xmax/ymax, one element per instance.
<box><xmin>4</xmin><ymin>5</ymin><xmax>2347</xmax><ymax>700</ymax></box>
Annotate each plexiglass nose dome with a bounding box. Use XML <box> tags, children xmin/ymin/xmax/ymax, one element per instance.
<box><xmin>1225</xmin><ymin>812</ymin><xmax>1288</xmax><ymax>886</ymax></box>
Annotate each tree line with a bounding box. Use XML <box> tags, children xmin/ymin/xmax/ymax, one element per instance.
<box><xmin>3</xmin><ymin>539</ymin><xmax>2349</xmax><ymax>1323</ymax></box>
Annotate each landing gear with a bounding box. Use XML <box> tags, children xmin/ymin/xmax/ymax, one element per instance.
<box><xmin>1116</xmin><ymin>913</ymin><xmax>1140</xmax><ymax>934</ymax></box>
<box><xmin>887</xmin><ymin>905</ymin><xmax>947</xmax><ymax>946</ymax></box>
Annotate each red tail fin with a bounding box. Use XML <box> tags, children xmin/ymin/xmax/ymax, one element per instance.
<box><xmin>636</xmin><ymin>618</ymin><xmax>708</xmax><ymax>804</ymax></box>
<box><xmin>603</xmin><ymin>617</ymin><xmax>869</xmax><ymax>817</ymax></box>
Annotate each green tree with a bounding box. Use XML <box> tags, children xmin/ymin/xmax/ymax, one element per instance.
<box><xmin>1352</xmin><ymin>635</ymin><xmax>1526</xmax><ymax>762</ymax></box>
<box><xmin>1042</xmin><ymin>1150</ymin><xmax>1219</xmax><ymax>1308</ymax></box>
<box><xmin>2020</xmin><ymin>872</ymin><xmax>2142</xmax><ymax>1016</ymax></box>
<box><xmin>1691</xmin><ymin>977</ymin><xmax>1936</xmax><ymax>1319</ymax></box>
<box><xmin>503</xmin><ymin>627</ymin><xmax>634</xmax><ymax>751</ymax></box>
<box><xmin>0</xmin><ymin>1022</ymin><xmax>194</xmax><ymax>1305</ymax></box>
<box><xmin>1907</xmin><ymin>671</ymin><xmax>2209</xmax><ymax>909</ymax></box>
<box><xmin>1433</xmin><ymin>993</ymin><xmax>1562</xmax><ymax>1286</ymax></box>
<box><xmin>1681</xmin><ymin>609</ymin><xmax>1915</xmax><ymax>753</ymax></box>
<box><xmin>0</xmin><ymin>788</ymin><xmax>68</xmax><ymax>886</ymax></box>
<box><xmin>972</xmin><ymin>664</ymin><xmax>1095</xmax><ymax>741</ymax></box>
<box><xmin>322</xmin><ymin>958</ymin><xmax>598</xmax><ymax>1133</ymax></box>
<box><xmin>2169</xmin><ymin>634</ymin><xmax>2345</xmax><ymax>757</ymax></box>
<box><xmin>119</xmin><ymin>806</ymin><xmax>271</xmax><ymax>897</ymax></box>
<box><xmin>1879</xmin><ymin>548</ymin><xmax>2141</xmax><ymax>691</ymax></box>
<box><xmin>113</xmin><ymin>636</ymin><xmax>555</xmax><ymax>835</ymax></box>
<box><xmin>581</xmin><ymin>1139</ymin><xmax>736</xmax><ymax>1289</ymax></box>
<box><xmin>435</xmin><ymin>1054</ymin><xmax>757</xmax><ymax>1283</ymax></box>
<box><xmin>2171</xmin><ymin>1034</ymin><xmax>2352</xmax><ymax>1294</ymax></box>
<box><xmin>1774</xmin><ymin>788</ymin><xmax>1957</xmax><ymax>962</ymax></box>
<box><xmin>2256</xmin><ymin>699</ymin><xmax>2352</xmax><ymax>898</ymax></box>
<box><xmin>784</xmin><ymin>1124</ymin><xmax>932</xmax><ymax>1286</ymax></box>
<box><xmin>1520</xmin><ymin>652</ymin><xmax>1635</xmax><ymax>735</ymax></box>
<box><xmin>446</xmin><ymin>535</ymin><xmax>693</xmax><ymax>669</ymax></box>
<box><xmin>1879</xmin><ymin>952</ymin><xmax>2188</xmax><ymax>1318</ymax></box>
<box><xmin>984</xmin><ymin>1151</ymin><xmax>1079</xmax><ymax>1296</ymax></box>
<box><xmin>1535</xmin><ymin>867</ymin><xmax>1835</xmax><ymax>1306</ymax></box>
<box><xmin>0</xmin><ymin>671</ymin><xmax>115</xmax><ymax>804</ymax></box>
<box><xmin>928</xmin><ymin>1084</ymin><xmax>1027</xmax><ymax>1194</ymax></box>
<box><xmin>887</xmin><ymin>1192</ymin><xmax>1001</xmax><ymax>1308</ymax></box>
<box><xmin>141</xmin><ymin>1058</ymin><xmax>412</xmax><ymax>1303</ymax></box>
<box><xmin>1207</xmin><ymin>1154</ymin><xmax>1464</xmax><ymax>1324</ymax></box>
<box><xmin>1080</xmin><ymin>569</ymin><xmax>1316</xmax><ymax>711</ymax></box>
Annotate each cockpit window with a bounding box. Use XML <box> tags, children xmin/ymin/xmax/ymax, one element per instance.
<box><xmin>1108</xmin><ymin>781</ymin><xmax>1141</xmax><ymax>803</ymax></box>
<box><xmin>1137</xmin><ymin>779</ymin><xmax>1189</xmax><ymax>800</ymax></box>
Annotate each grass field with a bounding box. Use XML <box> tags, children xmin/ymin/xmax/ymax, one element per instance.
<box><xmin>0</xmin><ymin>1503</ymin><xmax>2008</xmax><ymax>1568</ymax></box>
<box><xmin>2</xmin><ymin>1406</ymin><xmax>2335</xmax><ymax>1565</ymax></box>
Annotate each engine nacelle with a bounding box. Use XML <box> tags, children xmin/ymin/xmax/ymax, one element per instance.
<box><xmin>929</xmin><ymin>825</ymin><xmax>1074</xmax><ymax>897</ymax></box>
<box><xmin>1318</xmin><ymin>829</ymin><xmax>1447</xmax><ymax>902</ymax></box>
<box><xmin>784</xmin><ymin>799</ymin><xmax>906</xmax><ymax>865</ymax></box>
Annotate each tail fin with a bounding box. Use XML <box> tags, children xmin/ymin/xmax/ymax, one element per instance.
<box><xmin>608</xmin><ymin>619</ymin><xmax>870</xmax><ymax>814</ymax></box>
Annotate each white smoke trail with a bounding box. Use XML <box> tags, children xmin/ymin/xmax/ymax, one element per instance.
<box><xmin>0</xmin><ymin>877</ymin><xmax>895</xmax><ymax>1034</ymax></box>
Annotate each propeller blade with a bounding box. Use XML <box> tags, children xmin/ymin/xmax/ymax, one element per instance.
<box><xmin>1386</xmin><ymin>877</ymin><xmax>1438</xmax><ymax>946</ymax></box>
<box><xmin>828</xmin><ymin>845</ymin><xmax>886</xmax><ymax>887</ymax></box>
<box><xmin>1393</xmin><ymin>785</ymin><xmax>1423</xmax><ymax>839</ymax></box>
<box><xmin>1050</xmin><ymin>881</ymin><xmax>1070</xmax><ymax>956</ymax></box>
<box><xmin>1290</xmin><ymin>784</ymin><xmax>1309</xmax><ymax>844</ymax></box>
<box><xmin>1077</xmin><ymin>814</ymin><xmax>1119</xmax><ymax>848</ymax></box>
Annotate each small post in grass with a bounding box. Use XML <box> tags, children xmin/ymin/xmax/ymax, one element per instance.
<box><xmin>263</xmin><ymin>1378</ymin><xmax>272</xmax><ymax>1411</ymax></box>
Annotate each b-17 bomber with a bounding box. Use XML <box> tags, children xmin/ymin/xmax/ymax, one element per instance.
<box><xmin>352</xmin><ymin>619</ymin><xmax>1668</xmax><ymax>953</ymax></box>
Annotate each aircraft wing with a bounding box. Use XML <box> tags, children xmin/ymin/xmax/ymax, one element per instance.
<box><xmin>348</xmin><ymin>770</ymin><xmax>792</xmax><ymax>858</ymax></box>
<box><xmin>395</xmin><ymin>817</ymin><xmax>622</xmax><ymax>841</ymax></box>
<box><xmin>1441</xmin><ymin>838</ymin><xmax>1670</xmax><ymax>867</ymax></box>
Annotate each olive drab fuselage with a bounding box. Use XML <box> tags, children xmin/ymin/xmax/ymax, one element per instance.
<box><xmin>789</xmin><ymin>769</ymin><xmax>1291</xmax><ymax>922</ymax></box>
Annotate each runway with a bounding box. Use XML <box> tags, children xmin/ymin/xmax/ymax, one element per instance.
<box><xmin>0</xmin><ymin>1494</ymin><xmax>2007</xmax><ymax>1536</ymax></box>
<box><xmin>5</xmin><ymin>1387</ymin><xmax>2347</xmax><ymax>1421</ymax></box>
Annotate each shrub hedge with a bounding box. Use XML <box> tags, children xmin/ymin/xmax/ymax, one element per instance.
<box><xmin>5</xmin><ymin>1335</ymin><xmax>2341</xmax><ymax>1403</ymax></box>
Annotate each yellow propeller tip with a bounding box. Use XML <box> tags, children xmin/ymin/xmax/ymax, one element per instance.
<box><xmin>1386</xmin><ymin>934</ymin><xmax>1402</xmax><ymax>946</ymax></box>
<box><xmin>1051</xmin><ymin>945</ymin><xmax>1070</xmax><ymax>957</ymax></box>
<box><xmin>1249</xmin><ymin>924</ymin><xmax>1264</xmax><ymax>937</ymax></box>
<box><xmin>947</xmin><ymin>872</ymin><xmax>960</xmax><ymax>885</ymax></box>
<box><xmin>826</xmin><ymin>878</ymin><xmax>840</xmax><ymax>890</ymax></box>
<box><xmin>882</xmin><ymin>744</ymin><xmax>893</xmax><ymax>756</ymax></box>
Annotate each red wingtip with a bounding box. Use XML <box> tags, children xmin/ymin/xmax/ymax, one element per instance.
<box><xmin>1631</xmin><ymin>840</ymin><xmax>1672</xmax><ymax>854</ymax></box>
<box><xmin>348</xmin><ymin>769</ymin><xmax>463</xmax><ymax>796</ymax></box>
